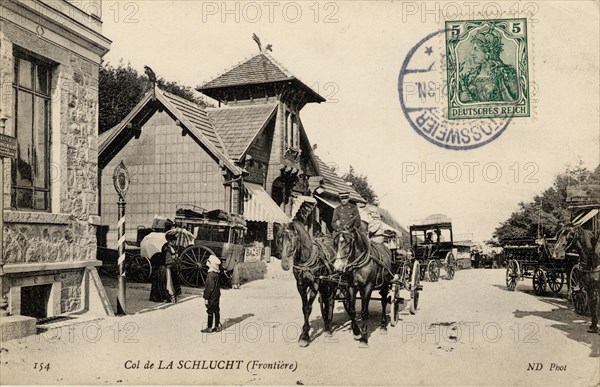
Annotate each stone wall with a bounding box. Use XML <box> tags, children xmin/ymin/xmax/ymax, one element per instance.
<box><xmin>60</xmin><ymin>270</ymin><xmax>84</xmax><ymax>312</ymax></box>
<box><xmin>1</xmin><ymin>22</ymin><xmax>99</xmax><ymax>265</ymax></box>
<box><xmin>0</xmin><ymin>8</ymin><xmax>105</xmax><ymax>316</ymax></box>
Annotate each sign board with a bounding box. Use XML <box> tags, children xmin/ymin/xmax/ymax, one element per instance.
<box><xmin>113</xmin><ymin>161</ymin><xmax>131</xmax><ymax>199</ymax></box>
<box><xmin>244</xmin><ymin>246</ymin><xmax>263</xmax><ymax>262</ymax></box>
<box><xmin>267</xmin><ymin>222</ymin><xmax>274</xmax><ymax>241</ymax></box>
<box><xmin>0</xmin><ymin>133</ymin><xmax>17</xmax><ymax>159</ymax></box>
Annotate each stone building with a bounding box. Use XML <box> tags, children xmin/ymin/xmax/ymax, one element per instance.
<box><xmin>1</xmin><ymin>0</ymin><xmax>112</xmax><ymax>340</ymax></box>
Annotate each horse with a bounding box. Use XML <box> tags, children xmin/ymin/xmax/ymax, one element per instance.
<box><xmin>332</xmin><ymin>227</ymin><xmax>393</xmax><ymax>347</ymax></box>
<box><xmin>275</xmin><ymin>220</ymin><xmax>338</xmax><ymax>346</ymax></box>
<box><xmin>561</xmin><ymin>223</ymin><xmax>600</xmax><ymax>333</ymax></box>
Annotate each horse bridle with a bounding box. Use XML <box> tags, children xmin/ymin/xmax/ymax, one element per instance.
<box><xmin>334</xmin><ymin>229</ymin><xmax>371</xmax><ymax>272</ymax></box>
<box><xmin>282</xmin><ymin>226</ymin><xmax>330</xmax><ymax>273</ymax></box>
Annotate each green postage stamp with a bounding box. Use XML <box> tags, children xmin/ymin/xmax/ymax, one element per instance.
<box><xmin>445</xmin><ymin>18</ymin><xmax>530</xmax><ymax>120</ymax></box>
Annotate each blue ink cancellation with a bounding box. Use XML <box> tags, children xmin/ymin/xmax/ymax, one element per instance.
<box><xmin>398</xmin><ymin>30</ymin><xmax>511</xmax><ymax>150</ymax></box>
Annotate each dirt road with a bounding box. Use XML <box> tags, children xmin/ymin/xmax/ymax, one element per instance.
<box><xmin>1</xmin><ymin>266</ymin><xmax>598</xmax><ymax>386</ymax></box>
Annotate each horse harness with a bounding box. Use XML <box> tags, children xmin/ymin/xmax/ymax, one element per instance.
<box><xmin>293</xmin><ymin>240</ymin><xmax>335</xmax><ymax>275</ymax></box>
<box><xmin>337</xmin><ymin>231</ymin><xmax>395</xmax><ymax>287</ymax></box>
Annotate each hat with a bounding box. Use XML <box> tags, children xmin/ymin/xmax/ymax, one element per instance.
<box><xmin>207</xmin><ymin>254</ymin><xmax>221</xmax><ymax>266</ymax></box>
<box><xmin>339</xmin><ymin>191</ymin><xmax>350</xmax><ymax>199</ymax></box>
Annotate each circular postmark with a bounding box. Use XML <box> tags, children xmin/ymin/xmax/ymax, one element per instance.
<box><xmin>398</xmin><ymin>30</ymin><xmax>511</xmax><ymax>150</ymax></box>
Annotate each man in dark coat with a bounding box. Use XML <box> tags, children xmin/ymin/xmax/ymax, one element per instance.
<box><xmin>201</xmin><ymin>255</ymin><xmax>222</xmax><ymax>333</ymax></box>
<box><xmin>332</xmin><ymin>192</ymin><xmax>362</xmax><ymax>231</ymax></box>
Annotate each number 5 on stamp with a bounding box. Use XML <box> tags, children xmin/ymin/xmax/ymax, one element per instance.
<box><xmin>445</xmin><ymin>18</ymin><xmax>530</xmax><ymax>120</ymax></box>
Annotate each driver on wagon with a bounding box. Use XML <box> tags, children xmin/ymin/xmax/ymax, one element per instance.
<box><xmin>332</xmin><ymin>192</ymin><xmax>362</xmax><ymax>232</ymax></box>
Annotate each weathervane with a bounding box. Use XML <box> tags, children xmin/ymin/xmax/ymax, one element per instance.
<box><xmin>252</xmin><ymin>33</ymin><xmax>272</xmax><ymax>52</ymax></box>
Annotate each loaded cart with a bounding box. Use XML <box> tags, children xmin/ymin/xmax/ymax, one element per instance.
<box><xmin>124</xmin><ymin>205</ymin><xmax>247</xmax><ymax>287</ymax></box>
<box><xmin>174</xmin><ymin>206</ymin><xmax>247</xmax><ymax>287</ymax></box>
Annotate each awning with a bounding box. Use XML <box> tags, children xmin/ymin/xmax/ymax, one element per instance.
<box><xmin>573</xmin><ymin>209</ymin><xmax>599</xmax><ymax>226</ymax></box>
<box><xmin>244</xmin><ymin>183</ymin><xmax>290</xmax><ymax>224</ymax></box>
<box><xmin>315</xmin><ymin>195</ymin><xmax>340</xmax><ymax>209</ymax></box>
<box><xmin>292</xmin><ymin>195</ymin><xmax>317</xmax><ymax>220</ymax></box>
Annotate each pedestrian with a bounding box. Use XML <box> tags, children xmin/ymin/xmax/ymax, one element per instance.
<box><xmin>201</xmin><ymin>255</ymin><xmax>223</xmax><ymax>333</ymax></box>
<box><xmin>149</xmin><ymin>233</ymin><xmax>179</xmax><ymax>303</ymax></box>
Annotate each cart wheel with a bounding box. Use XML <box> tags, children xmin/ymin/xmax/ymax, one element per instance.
<box><xmin>572</xmin><ymin>289</ymin><xmax>589</xmax><ymax>316</ymax></box>
<box><xmin>125</xmin><ymin>254</ymin><xmax>152</xmax><ymax>282</ymax></box>
<box><xmin>410</xmin><ymin>260</ymin><xmax>420</xmax><ymax>315</ymax></box>
<box><xmin>178</xmin><ymin>245</ymin><xmax>215</xmax><ymax>287</ymax></box>
<box><xmin>569</xmin><ymin>264</ymin><xmax>583</xmax><ymax>294</ymax></box>
<box><xmin>533</xmin><ymin>268</ymin><xmax>547</xmax><ymax>296</ymax></box>
<box><xmin>546</xmin><ymin>271</ymin><xmax>565</xmax><ymax>296</ymax></box>
<box><xmin>427</xmin><ymin>260</ymin><xmax>440</xmax><ymax>282</ymax></box>
<box><xmin>506</xmin><ymin>260</ymin><xmax>519</xmax><ymax>291</ymax></box>
<box><xmin>390</xmin><ymin>283</ymin><xmax>401</xmax><ymax>327</ymax></box>
<box><xmin>445</xmin><ymin>252</ymin><xmax>456</xmax><ymax>280</ymax></box>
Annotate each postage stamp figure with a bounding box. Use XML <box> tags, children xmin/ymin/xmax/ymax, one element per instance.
<box><xmin>445</xmin><ymin>19</ymin><xmax>530</xmax><ymax>120</ymax></box>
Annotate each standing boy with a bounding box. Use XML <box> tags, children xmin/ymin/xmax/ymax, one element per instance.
<box><xmin>201</xmin><ymin>255</ymin><xmax>222</xmax><ymax>333</ymax></box>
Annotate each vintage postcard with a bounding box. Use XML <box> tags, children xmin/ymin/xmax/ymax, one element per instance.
<box><xmin>0</xmin><ymin>1</ymin><xmax>598</xmax><ymax>387</ymax></box>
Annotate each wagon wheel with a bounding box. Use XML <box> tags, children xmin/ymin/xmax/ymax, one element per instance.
<box><xmin>532</xmin><ymin>268</ymin><xmax>547</xmax><ymax>296</ymax></box>
<box><xmin>125</xmin><ymin>254</ymin><xmax>152</xmax><ymax>282</ymax></box>
<box><xmin>569</xmin><ymin>264</ymin><xmax>583</xmax><ymax>294</ymax></box>
<box><xmin>506</xmin><ymin>260</ymin><xmax>519</xmax><ymax>291</ymax></box>
<box><xmin>178</xmin><ymin>245</ymin><xmax>215</xmax><ymax>287</ymax></box>
<box><xmin>409</xmin><ymin>260</ymin><xmax>421</xmax><ymax>315</ymax></box>
<box><xmin>572</xmin><ymin>289</ymin><xmax>589</xmax><ymax>316</ymax></box>
<box><xmin>445</xmin><ymin>252</ymin><xmax>456</xmax><ymax>280</ymax></box>
<box><xmin>546</xmin><ymin>271</ymin><xmax>565</xmax><ymax>296</ymax></box>
<box><xmin>427</xmin><ymin>260</ymin><xmax>440</xmax><ymax>282</ymax></box>
<box><xmin>569</xmin><ymin>264</ymin><xmax>589</xmax><ymax>315</ymax></box>
<box><xmin>390</xmin><ymin>283</ymin><xmax>401</xmax><ymax>327</ymax></box>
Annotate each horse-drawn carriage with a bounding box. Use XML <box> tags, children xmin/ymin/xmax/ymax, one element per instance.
<box><xmin>277</xmin><ymin>220</ymin><xmax>423</xmax><ymax>347</ymax></box>
<box><xmin>124</xmin><ymin>205</ymin><xmax>246</xmax><ymax>287</ymax></box>
<box><xmin>409</xmin><ymin>221</ymin><xmax>457</xmax><ymax>281</ymax></box>
<box><xmin>502</xmin><ymin>236</ymin><xmax>576</xmax><ymax>297</ymax></box>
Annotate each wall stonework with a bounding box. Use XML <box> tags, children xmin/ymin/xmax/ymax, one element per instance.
<box><xmin>1</xmin><ymin>27</ymin><xmax>99</xmax><ymax>264</ymax></box>
<box><xmin>60</xmin><ymin>270</ymin><xmax>83</xmax><ymax>312</ymax></box>
<box><xmin>0</xmin><ymin>0</ymin><xmax>111</xmax><ymax>322</ymax></box>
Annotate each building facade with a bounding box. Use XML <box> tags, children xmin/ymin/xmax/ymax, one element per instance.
<box><xmin>1</xmin><ymin>0</ymin><xmax>112</xmax><ymax>339</ymax></box>
<box><xmin>98</xmin><ymin>87</ymin><xmax>244</xmax><ymax>246</ymax></box>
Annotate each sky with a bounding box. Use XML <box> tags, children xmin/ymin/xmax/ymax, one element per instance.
<box><xmin>99</xmin><ymin>1</ymin><xmax>599</xmax><ymax>244</ymax></box>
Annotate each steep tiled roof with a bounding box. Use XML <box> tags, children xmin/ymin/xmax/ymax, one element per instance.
<box><xmin>198</xmin><ymin>52</ymin><xmax>325</xmax><ymax>103</ymax></box>
<box><xmin>201</xmin><ymin>53</ymin><xmax>292</xmax><ymax>89</ymax></box>
<box><xmin>207</xmin><ymin>103</ymin><xmax>278</xmax><ymax>159</ymax></box>
<box><xmin>162</xmin><ymin>92</ymin><xmax>227</xmax><ymax>155</ymax></box>
<box><xmin>314</xmin><ymin>154</ymin><xmax>365</xmax><ymax>203</ymax></box>
<box><xmin>99</xmin><ymin>87</ymin><xmax>240</xmax><ymax>174</ymax></box>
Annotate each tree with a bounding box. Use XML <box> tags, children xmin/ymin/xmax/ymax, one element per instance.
<box><xmin>342</xmin><ymin>165</ymin><xmax>379</xmax><ymax>205</ymax></box>
<box><xmin>489</xmin><ymin>161</ymin><xmax>598</xmax><ymax>245</ymax></box>
<box><xmin>99</xmin><ymin>60</ymin><xmax>212</xmax><ymax>133</ymax></box>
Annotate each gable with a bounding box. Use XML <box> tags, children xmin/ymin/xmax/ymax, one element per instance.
<box><xmin>207</xmin><ymin>102</ymin><xmax>278</xmax><ymax>159</ymax></box>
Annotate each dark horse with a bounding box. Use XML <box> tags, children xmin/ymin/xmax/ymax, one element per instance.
<box><xmin>332</xmin><ymin>228</ymin><xmax>393</xmax><ymax>347</ymax></box>
<box><xmin>275</xmin><ymin>221</ymin><xmax>337</xmax><ymax>346</ymax></box>
<box><xmin>562</xmin><ymin>223</ymin><xmax>600</xmax><ymax>333</ymax></box>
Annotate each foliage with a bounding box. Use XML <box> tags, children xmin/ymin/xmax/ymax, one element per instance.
<box><xmin>99</xmin><ymin>60</ymin><xmax>212</xmax><ymax>133</ymax></box>
<box><xmin>488</xmin><ymin>161</ymin><xmax>599</xmax><ymax>246</ymax></box>
<box><xmin>342</xmin><ymin>165</ymin><xmax>379</xmax><ymax>206</ymax></box>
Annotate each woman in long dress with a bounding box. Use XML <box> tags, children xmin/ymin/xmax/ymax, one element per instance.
<box><xmin>149</xmin><ymin>234</ymin><xmax>178</xmax><ymax>303</ymax></box>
